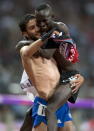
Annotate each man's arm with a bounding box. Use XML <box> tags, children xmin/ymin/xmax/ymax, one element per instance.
<box><xmin>20</xmin><ymin>39</ymin><xmax>43</xmax><ymax>57</ymax></box>
<box><xmin>16</xmin><ymin>27</ymin><xmax>56</xmax><ymax>55</ymax></box>
<box><xmin>16</xmin><ymin>28</ymin><xmax>56</xmax><ymax>86</ymax></box>
<box><xmin>70</xmin><ymin>74</ymin><xmax>84</xmax><ymax>94</ymax></box>
<box><xmin>19</xmin><ymin>39</ymin><xmax>43</xmax><ymax>85</ymax></box>
<box><xmin>56</xmin><ymin>22</ymin><xmax>69</xmax><ymax>35</ymax></box>
<box><xmin>55</xmin><ymin>22</ymin><xmax>70</xmax><ymax>36</ymax></box>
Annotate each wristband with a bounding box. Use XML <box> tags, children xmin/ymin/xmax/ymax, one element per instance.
<box><xmin>41</xmin><ymin>28</ymin><xmax>56</xmax><ymax>41</ymax></box>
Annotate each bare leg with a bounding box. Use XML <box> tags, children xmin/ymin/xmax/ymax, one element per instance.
<box><xmin>20</xmin><ymin>108</ymin><xmax>47</xmax><ymax>131</ymax></box>
<box><xmin>32</xmin><ymin>123</ymin><xmax>47</xmax><ymax>131</ymax></box>
<box><xmin>46</xmin><ymin>83</ymin><xmax>72</xmax><ymax>131</ymax></box>
<box><xmin>58</xmin><ymin>121</ymin><xmax>76</xmax><ymax>131</ymax></box>
<box><xmin>47</xmin><ymin>84</ymin><xmax>72</xmax><ymax>111</ymax></box>
<box><xmin>20</xmin><ymin>84</ymin><xmax>72</xmax><ymax>131</ymax></box>
<box><xmin>46</xmin><ymin>111</ymin><xmax>58</xmax><ymax>131</ymax></box>
<box><xmin>20</xmin><ymin>107</ymin><xmax>32</xmax><ymax>131</ymax></box>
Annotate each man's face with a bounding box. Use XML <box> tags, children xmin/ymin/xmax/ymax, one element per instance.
<box><xmin>36</xmin><ymin>10</ymin><xmax>53</xmax><ymax>32</ymax></box>
<box><xmin>25</xmin><ymin>18</ymin><xmax>41</xmax><ymax>40</ymax></box>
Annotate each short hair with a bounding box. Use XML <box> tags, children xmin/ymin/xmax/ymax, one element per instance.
<box><xmin>36</xmin><ymin>4</ymin><xmax>52</xmax><ymax>13</ymax></box>
<box><xmin>19</xmin><ymin>14</ymin><xmax>35</xmax><ymax>32</ymax></box>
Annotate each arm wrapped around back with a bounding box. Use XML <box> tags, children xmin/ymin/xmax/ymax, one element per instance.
<box><xmin>60</xmin><ymin>70</ymin><xmax>80</xmax><ymax>103</ymax></box>
<box><xmin>15</xmin><ymin>40</ymin><xmax>32</xmax><ymax>53</ymax></box>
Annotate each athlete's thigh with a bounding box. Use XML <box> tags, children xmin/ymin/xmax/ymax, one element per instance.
<box><xmin>32</xmin><ymin>123</ymin><xmax>47</xmax><ymax>131</ymax></box>
<box><xmin>58</xmin><ymin>127</ymin><xmax>65</xmax><ymax>131</ymax></box>
<box><xmin>58</xmin><ymin>121</ymin><xmax>75</xmax><ymax>131</ymax></box>
<box><xmin>63</xmin><ymin>121</ymin><xmax>75</xmax><ymax>131</ymax></box>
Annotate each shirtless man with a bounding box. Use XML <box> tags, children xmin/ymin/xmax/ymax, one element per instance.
<box><xmin>16</xmin><ymin>13</ymin><xmax>84</xmax><ymax>131</ymax></box>
<box><xmin>17</xmin><ymin>14</ymin><xmax>61</xmax><ymax>131</ymax></box>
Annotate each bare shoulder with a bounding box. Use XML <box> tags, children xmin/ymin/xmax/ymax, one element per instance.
<box><xmin>56</xmin><ymin>22</ymin><xmax>70</xmax><ymax>35</ymax></box>
<box><xmin>57</xmin><ymin>22</ymin><xmax>67</xmax><ymax>27</ymax></box>
<box><xmin>16</xmin><ymin>40</ymin><xmax>33</xmax><ymax>53</ymax></box>
<box><xmin>20</xmin><ymin>45</ymin><xmax>29</xmax><ymax>56</ymax></box>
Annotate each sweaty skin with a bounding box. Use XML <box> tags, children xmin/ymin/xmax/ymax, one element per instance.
<box><xmin>20</xmin><ymin>20</ymin><xmax>60</xmax><ymax>100</ymax></box>
<box><xmin>19</xmin><ymin>15</ymin><xmax>84</xmax><ymax>131</ymax></box>
<box><xmin>27</xmin><ymin>56</ymin><xmax>60</xmax><ymax>100</ymax></box>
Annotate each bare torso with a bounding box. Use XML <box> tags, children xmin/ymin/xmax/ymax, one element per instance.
<box><xmin>29</xmin><ymin>56</ymin><xmax>60</xmax><ymax>100</ymax></box>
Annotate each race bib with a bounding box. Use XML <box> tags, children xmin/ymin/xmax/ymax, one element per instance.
<box><xmin>37</xmin><ymin>102</ymin><xmax>47</xmax><ymax>116</ymax></box>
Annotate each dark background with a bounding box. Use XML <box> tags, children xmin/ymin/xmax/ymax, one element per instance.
<box><xmin>0</xmin><ymin>0</ymin><xmax>94</xmax><ymax>130</ymax></box>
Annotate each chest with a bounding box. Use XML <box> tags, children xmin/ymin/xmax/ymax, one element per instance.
<box><xmin>31</xmin><ymin>57</ymin><xmax>60</xmax><ymax>74</ymax></box>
